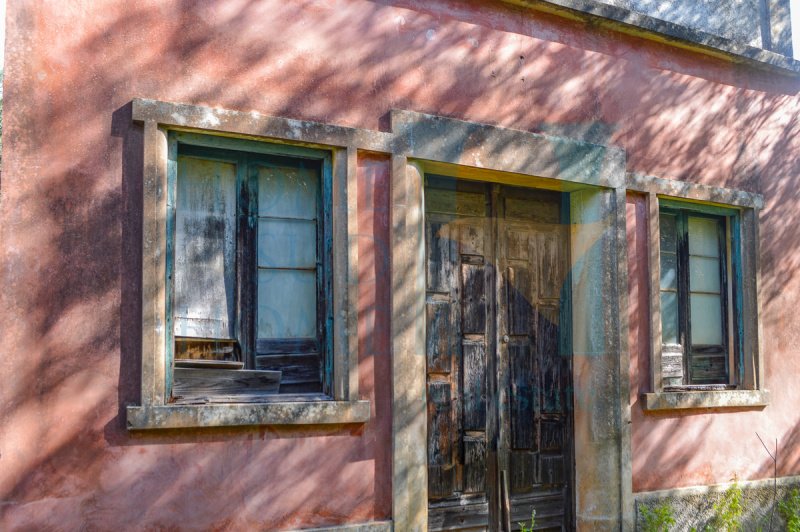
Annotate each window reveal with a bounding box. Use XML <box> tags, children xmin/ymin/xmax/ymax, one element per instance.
<box><xmin>659</xmin><ymin>205</ymin><xmax>736</xmax><ymax>386</ymax></box>
<box><xmin>171</xmin><ymin>143</ymin><xmax>330</xmax><ymax>402</ymax></box>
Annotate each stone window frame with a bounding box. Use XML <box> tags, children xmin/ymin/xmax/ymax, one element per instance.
<box><xmin>627</xmin><ymin>173</ymin><xmax>769</xmax><ymax>411</ymax></box>
<box><xmin>126</xmin><ymin>99</ymin><xmax>370</xmax><ymax>430</ymax></box>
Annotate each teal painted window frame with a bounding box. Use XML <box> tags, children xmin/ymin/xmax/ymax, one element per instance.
<box><xmin>658</xmin><ymin>199</ymin><xmax>742</xmax><ymax>387</ymax></box>
<box><xmin>166</xmin><ymin>131</ymin><xmax>335</xmax><ymax>400</ymax></box>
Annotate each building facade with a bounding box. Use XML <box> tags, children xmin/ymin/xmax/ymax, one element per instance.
<box><xmin>1</xmin><ymin>0</ymin><xmax>799</xmax><ymax>530</ymax></box>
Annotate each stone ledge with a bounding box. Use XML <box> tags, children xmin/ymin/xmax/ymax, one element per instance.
<box><xmin>126</xmin><ymin>400</ymin><xmax>371</xmax><ymax>430</ymax></box>
<box><xmin>391</xmin><ymin>109</ymin><xmax>626</xmax><ymax>189</ymax></box>
<box><xmin>291</xmin><ymin>521</ymin><xmax>392</xmax><ymax>532</ymax></box>
<box><xmin>626</xmin><ymin>172</ymin><xmax>764</xmax><ymax>209</ymax></box>
<box><xmin>504</xmin><ymin>0</ymin><xmax>800</xmax><ymax>74</ymax></box>
<box><xmin>642</xmin><ymin>389</ymin><xmax>770</xmax><ymax>411</ymax></box>
<box><xmin>131</xmin><ymin>98</ymin><xmax>393</xmax><ymax>152</ymax></box>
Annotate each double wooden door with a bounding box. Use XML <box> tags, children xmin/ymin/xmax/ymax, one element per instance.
<box><xmin>425</xmin><ymin>177</ymin><xmax>573</xmax><ymax>531</ymax></box>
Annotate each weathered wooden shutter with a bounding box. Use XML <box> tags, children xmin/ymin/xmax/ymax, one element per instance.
<box><xmin>173</xmin><ymin>155</ymin><xmax>237</xmax><ymax>341</ymax></box>
<box><xmin>659</xmin><ymin>212</ymin><xmax>684</xmax><ymax>385</ymax></box>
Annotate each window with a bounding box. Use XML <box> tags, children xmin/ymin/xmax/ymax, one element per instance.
<box><xmin>626</xmin><ymin>172</ymin><xmax>768</xmax><ymax>411</ymax></box>
<box><xmin>128</xmin><ymin>100</ymin><xmax>373</xmax><ymax>429</ymax></box>
<box><xmin>658</xmin><ymin>201</ymin><xmax>738</xmax><ymax>388</ymax></box>
<box><xmin>169</xmin><ymin>138</ymin><xmax>331</xmax><ymax>403</ymax></box>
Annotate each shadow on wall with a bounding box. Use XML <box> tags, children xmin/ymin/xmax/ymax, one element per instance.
<box><xmin>1</xmin><ymin>0</ymin><xmax>800</xmax><ymax>529</ymax></box>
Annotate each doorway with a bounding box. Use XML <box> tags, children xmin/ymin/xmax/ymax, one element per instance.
<box><xmin>425</xmin><ymin>176</ymin><xmax>574</xmax><ymax>531</ymax></box>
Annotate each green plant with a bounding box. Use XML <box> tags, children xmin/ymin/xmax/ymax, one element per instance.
<box><xmin>640</xmin><ymin>502</ymin><xmax>676</xmax><ymax>532</ymax></box>
<box><xmin>779</xmin><ymin>488</ymin><xmax>800</xmax><ymax>532</ymax></box>
<box><xmin>711</xmin><ymin>481</ymin><xmax>744</xmax><ymax>531</ymax></box>
<box><xmin>518</xmin><ymin>509</ymin><xmax>536</xmax><ymax>532</ymax></box>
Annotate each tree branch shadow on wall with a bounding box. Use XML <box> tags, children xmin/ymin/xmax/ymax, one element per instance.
<box><xmin>1</xmin><ymin>0</ymin><xmax>800</xmax><ymax>529</ymax></box>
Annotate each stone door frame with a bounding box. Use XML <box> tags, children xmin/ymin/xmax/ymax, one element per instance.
<box><xmin>389</xmin><ymin>111</ymin><xmax>633</xmax><ymax>530</ymax></box>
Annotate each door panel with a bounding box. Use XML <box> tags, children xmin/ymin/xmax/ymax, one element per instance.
<box><xmin>499</xmin><ymin>189</ymin><xmax>571</xmax><ymax>531</ymax></box>
<box><xmin>426</xmin><ymin>179</ymin><xmax>572</xmax><ymax>531</ymax></box>
<box><xmin>426</xmin><ymin>179</ymin><xmax>492</xmax><ymax>529</ymax></box>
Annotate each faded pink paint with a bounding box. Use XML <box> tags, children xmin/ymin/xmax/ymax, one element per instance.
<box><xmin>1</xmin><ymin>0</ymin><xmax>800</xmax><ymax>528</ymax></box>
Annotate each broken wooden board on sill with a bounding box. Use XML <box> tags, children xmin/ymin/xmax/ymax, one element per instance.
<box><xmin>173</xmin><ymin>367</ymin><xmax>281</xmax><ymax>404</ymax></box>
<box><xmin>175</xmin><ymin>359</ymin><xmax>244</xmax><ymax>370</ymax></box>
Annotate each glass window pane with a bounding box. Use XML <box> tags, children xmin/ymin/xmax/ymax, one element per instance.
<box><xmin>690</xmin><ymin>256</ymin><xmax>721</xmax><ymax>293</ymax></box>
<box><xmin>661</xmin><ymin>291</ymin><xmax>679</xmax><ymax>345</ymax></box>
<box><xmin>257</xmin><ymin>269</ymin><xmax>317</xmax><ymax>338</ymax></box>
<box><xmin>258</xmin><ymin>218</ymin><xmax>317</xmax><ymax>269</ymax></box>
<box><xmin>659</xmin><ymin>213</ymin><xmax>677</xmax><ymax>253</ymax></box>
<box><xmin>258</xmin><ymin>164</ymin><xmax>318</xmax><ymax>220</ymax></box>
<box><xmin>688</xmin><ymin>216</ymin><xmax>720</xmax><ymax>257</ymax></box>
<box><xmin>690</xmin><ymin>293</ymin><xmax>723</xmax><ymax>345</ymax></box>
<box><xmin>660</xmin><ymin>251</ymin><xmax>677</xmax><ymax>290</ymax></box>
<box><xmin>174</xmin><ymin>156</ymin><xmax>237</xmax><ymax>339</ymax></box>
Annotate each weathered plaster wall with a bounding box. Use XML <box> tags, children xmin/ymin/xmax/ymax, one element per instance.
<box><xmin>1</xmin><ymin>0</ymin><xmax>800</xmax><ymax>529</ymax></box>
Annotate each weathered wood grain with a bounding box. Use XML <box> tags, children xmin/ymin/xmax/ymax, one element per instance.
<box><xmin>504</xmin><ymin>196</ymin><xmax>559</xmax><ymax>223</ymax></box>
<box><xmin>459</xmin><ymin>223</ymin><xmax>485</xmax><ymax>256</ymax></box>
<box><xmin>256</xmin><ymin>353</ymin><xmax>320</xmax><ymax>384</ymax></box>
<box><xmin>661</xmin><ymin>346</ymin><xmax>684</xmax><ymax>384</ymax></box>
<box><xmin>428</xmin><ymin>496</ymin><xmax>490</xmax><ymax>530</ymax></box>
<box><xmin>463</xmin><ymin>436</ymin><xmax>487</xmax><ymax>494</ymax></box>
<box><xmin>690</xmin><ymin>353</ymin><xmax>728</xmax><ymax>383</ymax></box>
<box><xmin>461</xmin><ymin>263</ymin><xmax>486</xmax><ymax>334</ymax></box>
<box><xmin>537</xmin><ymin>231</ymin><xmax>563</xmax><ymax>299</ymax></box>
<box><xmin>540</xmin><ymin>455</ymin><xmax>565</xmax><ymax>486</ymax></box>
<box><xmin>510</xmin><ymin>343</ymin><xmax>534</xmax><ymax>450</ymax></box>
<box><xmin>540</xmin><ymin>420</ymin><xmax>563</xmax><ymax>453</ymax></box>
<box><xmin>426</xmin><ymin>189</ymin><xmax>486</xmax><ymax>217</ymax></box>
<box><xmin>510</xmin><ymin>450</ymin><xmax>537</xmax><ymax>493</ymax></box>
<box><xmin>174</xmin><ymin>337</ymin><xmax>237</xmax><ymax>361</ymax></box>
<box><xmin>538</xmin><ymin>306</ymin><xmax>562</xmax><ymax>414</ymax></box>
<box><xmin>427</xmin><ymin>380</ymin><xmax>454</xmax><ymax>466</ymax></box>
<box><xmin>174</xmin><ymin>359</ymin><xmax>243</xmax><ymax>370</ymax></box>
<box><xmin>173</xmin><ymin>156</ymin><xmax>237</xmax><ymax>340</ymax></box>
<box><xmin>173</xmin><ymin>368</ymin><xmax>280</xmax><ymax>403</ymax></box>
<box><xmin>426</xmin><ymin>302</ymin><xmax>454</xmax><ymax>374</ymax></box>
<box><xmin>509</xmin><ymin>490</ymin><xmax>567</xmax><ymax>530</ymax></box>
<box><xmin>506</xmin><ymin>229</ymin><xmax>530</xmax><ymax>261</ymax></box>
<box><xmin>508</xmin><ymin>267</ymin><xmax>533</xmax><ymax>336</ymax></box>
<box><xmin>428</xmin><ymin>378</ymin><xmax>455</xmax><ymax>499</ymax></box>
<box><xmin>256</xmin><ymin>337</ymin><xmax>319</xmax><ymax>355</ymax></box>
<box><xmin>426</xmin><ymin>219</ymin><xmax>456</xmax><ymax>293</ymax></box>
<box><xmin>462</xmin><ymin>341</ymin><xmax>486</xmax><ymax>431</ymax></box>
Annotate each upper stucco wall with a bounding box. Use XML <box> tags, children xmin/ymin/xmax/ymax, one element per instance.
<box><xmin>508</xmin><ymin>0</ymin><xmax>798</xmax><ymax>71</ymax></box>
<box><xmin>598</xmin><ymin>0</ymin><xmax>790</xmax><ymax>52</ymax></box>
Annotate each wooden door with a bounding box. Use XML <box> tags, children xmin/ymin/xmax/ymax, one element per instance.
<box><xmin>425</xmin><ymin>177</ymin><xmax>572</xmax><ymax>531</ymax></box>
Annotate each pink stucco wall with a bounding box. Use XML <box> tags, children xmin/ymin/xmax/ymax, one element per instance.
<box><xmin>1</xmin><ymin>0</ymin><xmax>800</xmax><ymax>528</ymax></box>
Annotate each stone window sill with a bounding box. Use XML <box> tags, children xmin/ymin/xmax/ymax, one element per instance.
<box><xmin>126</xmin><ymin>400</ymin><xmax>371</xmax><ymax>430</ymax></box>
<box><xmin>642</xmin><ymin>389</ymin><xmax>769</xmax><ymax>411</ymax></box>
